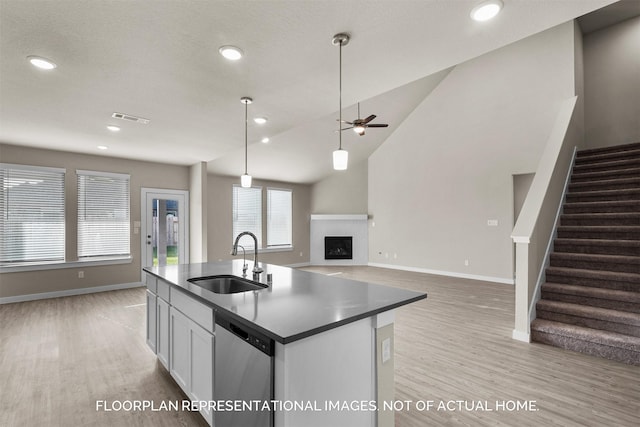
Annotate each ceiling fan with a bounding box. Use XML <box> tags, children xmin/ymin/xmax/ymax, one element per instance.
<box><xmin>338</xmin><ymin>102</ymin><xmax>389</xmax><ymax>136</ymax></box>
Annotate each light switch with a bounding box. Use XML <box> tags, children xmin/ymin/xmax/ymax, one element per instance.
<box><xmin>487</xmin><ymin>219</ymin><xmax>499</xmax><ymax>226</ymax></box>
<box><xmin>382</xmin><ymin>338</ymin><xmax>391</xmax><ymax>363</ymax></box>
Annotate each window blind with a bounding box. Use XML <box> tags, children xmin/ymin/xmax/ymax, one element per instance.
<box><xmin>0</xmin><ymin>163</ymin><xmax>65</xmax><ymax>265</ymax></box>
<box><xmin>77</xmin><ymin>170</ymin><xmax>130</xmax><ymax>258</ymax></box>
<box><xmin>232</xmin><ymin>185</ymin><xmax>262</xmax><ymax>249</ymax></box>
<box><xmin>267</xmin><ymin>188</ymin><xmax>292</xmax><ymax>247</ymax></box>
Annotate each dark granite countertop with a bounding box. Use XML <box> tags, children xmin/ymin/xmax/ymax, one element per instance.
<box><xmin>143</xmin><ymin>261</ymin><xmax>426</xmax><ymax>344</ymax></box>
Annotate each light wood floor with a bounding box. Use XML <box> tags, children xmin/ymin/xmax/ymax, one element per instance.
<box><xmin>1</xmin><ymin>266</ymin><xmax>638</xmax><ymax>426</ymax></box>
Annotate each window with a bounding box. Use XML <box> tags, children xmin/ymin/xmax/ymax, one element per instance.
<box><xmin>77</xmin><ymin>170</ymin><xmax>130</xmax><ymax>259</ymax></box>
<box><xmin>232</xmin><ymin>185</ymin><xmax>262</xmax><ymax>249</ymax></box>
<box><xmin>267</xmin><ymin>188</ymin><xmax>292</xmax><ymax>247</ymax></box>
<box><xmin>0</xmin><ymin>163</ymin><xmax>65</xmax><ymax>265</ymax></box>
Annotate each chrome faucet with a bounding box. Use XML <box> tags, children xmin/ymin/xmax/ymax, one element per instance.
<box><xmin>231</xmin><ymin>231</ymin><xmax>263</xmax><ymax>274</ymax></box>
<box><xmin>235</xmin><ymin>245</ymin><xmax>248</xmax><ymax>277</ymax></box>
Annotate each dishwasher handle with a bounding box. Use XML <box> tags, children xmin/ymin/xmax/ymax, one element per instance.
<box><xmin>230</xmin><ymin>323</ymin><xmax>249</xmax><ymax>341</ymax></box>
<box><xmin>217</xmin><ymin>315</ymin><xmax>274</xmax><ymax>356</ymax></box>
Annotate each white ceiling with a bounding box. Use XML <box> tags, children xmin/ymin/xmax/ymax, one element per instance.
<box><xmin>0</xmin><ymin>0</ymin><xmax>619</xmax><ymax>184</ymax></box>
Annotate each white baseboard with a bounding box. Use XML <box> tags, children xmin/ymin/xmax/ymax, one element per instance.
<box><xmin>368</xmin><ymin>262</ymin><xmax>515</xmax><ymax>285</ymax></box>
<box><xmin>0</xmin><ymin>281</ymin><xmax>144</xmax><ymax>304</ymax></box>
<box><xmin>512</xmin><ymin>329</ymin><xmax>531</xmax><ymax>343</ymax></box>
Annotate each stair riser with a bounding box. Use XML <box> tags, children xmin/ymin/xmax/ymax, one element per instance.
<box><xmin>541</xmin><ymin>291</ymin><xmax>640</xmax><ymax>314</ymax></box>
<box><xmin>549</xmin><ymin>257</ymin><xmax>640</xmax><ymax>274</ymax></box>
<box><xmin>571</xmin><ymin>169</ymin><xmax>640</xmax><ymax>183</ymax></box>
<box><xmin>553</xmin><ymin>243</ymin><xmax>640</xmax><ymax>256</ymax></box>
<box><xmin>566</xmin><ymin>190</ymin><xmax>640</xmax><ymax>203</ymax></box>
<box><xmin>536</xmin><ymin>310</ymin><xmax>640</xmax><ymax>338</ymax></box>
<box><xmin>575</xmin><ymin>150</ymin><xmax>640</xmax><ymax>165</ymax></box>
<box><xmin>531</xmin><ymin>330</ymin><xmax>640</xmax><ymax>365</ymax></box>
<box><xmin>573</xmin><ymin>159</ymin><xmax>640</xmax><ymax>173</ymax></box>
<box><xmin>577</xmin><ymin>142</ymin><xmax>640</xmax><ymax>157</ymax></box>
<box><xmin>563</xmin><ymin>203</ymin><xmax>640</xmax><ymax>214</ymax></box>
<box><xmin>556</xmin><ymin>229</ymin><xmax>640</xmax><ymax>240</ymax></box>
<box><xmin>544</xmin><ymin>273</ymin><xmax>639</xmax><ymax>292</ymax></box>
<box><xmin>560</xmin><ymin>216</ymin><xmax>640</xmax><ymax>227</ymax></box>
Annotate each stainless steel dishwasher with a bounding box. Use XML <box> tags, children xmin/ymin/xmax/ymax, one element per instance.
<box><xmin>215</xmin><ymin>313</ymin><xmax>274</xmax><ymax>427</ymax></box>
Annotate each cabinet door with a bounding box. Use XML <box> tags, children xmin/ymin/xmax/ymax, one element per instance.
<box><xmin>156</xmin><ymin>297</ymin><xmax>170</xmax><ymax>369</ymax></box>
<box><xmin>146</xmin><ymin>290</ymin><xmax>157</xmax><ymax>353</ymax></box>
<box><xmin>169</xmin><ymin>307</ymin><xmax>190</xmax><ymax>391</ymax></box>
<box><xmin>190</xmin><ymin>321</ymin><xmax>214</xmax><ymax>425</ymax></box>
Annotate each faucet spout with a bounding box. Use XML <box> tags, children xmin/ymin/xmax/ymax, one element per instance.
<box><xmin>232</xmin><ymin>231</ymin><xmax>263</xmax><ymax>274</ymax></box>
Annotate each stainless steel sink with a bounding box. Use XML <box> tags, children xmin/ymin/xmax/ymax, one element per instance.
<box><xmin>187</xmin><ymin>275</ymin><xmax>267</xmax><ymax>294</ymax></box>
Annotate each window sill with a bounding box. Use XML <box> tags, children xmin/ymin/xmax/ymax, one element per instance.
<box><xmin>0</xmin><ymin>256</ymin><xmax>133</xmax><ymax>273</ymax></box>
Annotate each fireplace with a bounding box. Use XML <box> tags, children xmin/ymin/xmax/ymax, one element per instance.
<box><xmin>324</xmin><ymin>236</ymin><xmax>353</xmax><ymax>260</ymax></box>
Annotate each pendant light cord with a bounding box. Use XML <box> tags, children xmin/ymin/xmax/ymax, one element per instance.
<box><xmin>244</xmin><ymin>100</ymin><xmax>248</xmax><ymax>174</ymax></box>
<box><xmin>338</xmin><ymin>40</ymin><xmax>343</xmax><ymax>150</ymax></box>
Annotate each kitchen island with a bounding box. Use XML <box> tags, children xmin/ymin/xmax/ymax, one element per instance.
<box><xmin>144</xmin><ymin>260</ymin><xmax>426</xmax><ymax>427</ymax></box>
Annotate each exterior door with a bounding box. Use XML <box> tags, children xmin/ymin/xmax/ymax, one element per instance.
<box><xmin>141</xmin><ymin>188</ymin><xmax>189</xmax><ymax>275</ymax></box>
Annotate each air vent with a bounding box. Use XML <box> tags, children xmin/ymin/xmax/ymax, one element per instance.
<box><xmin>111</xmin><ymin>112</ymin><xmax>150</xmax><ymax>124</ymax></box>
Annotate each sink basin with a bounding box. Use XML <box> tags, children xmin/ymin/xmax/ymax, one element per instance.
<box><xmin>187</xmin><ymin>275</ymin><xmax>267</xmax><ymax>294</ymax></box>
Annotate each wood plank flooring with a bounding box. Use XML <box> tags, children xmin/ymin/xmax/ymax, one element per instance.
<box><xmin>1</xmin><ymin>266</ymin><xmax>638</xmax><ymax>426</ymax></box>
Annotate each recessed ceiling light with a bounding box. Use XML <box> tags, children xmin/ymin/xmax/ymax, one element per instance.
<box><xmin>470</xmin><ymin>0</ymin><xmax>503</xmax><ymax>22</ymax></box>
<box><xmin>97</xmin><ymin>145</ymin><xmax>108</xmax><ymax>150</ymax></box>
<box><xmin>106</xmin><ymin>125</ymin><xmax>121</xmax><ymax>132</ymax></box>
<box><xmin>254</xmin><ymin>117</ymin><xmax>267</xmax><ymax>125</ymax></box>
<box><xmin>219</xmin><ymin>45</ymin><xmax>243</xmax><ymax>60</ymax></box>
<box><xmin>27</xmin><ymin>55</ymin><xmax>57</xmax><ymax>70</ymax></box>
<box><xmin>261</xmin><ymin>137</ymin><xmax>269</xmax><ymax>143</ymax></box>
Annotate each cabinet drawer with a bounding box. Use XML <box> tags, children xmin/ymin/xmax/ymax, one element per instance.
<box><xmin>170</xmin><ymin>287</ymin><xmax>214</xmax><ymax>332</ymax></box>
<box><xmin>157</xmin><ymin>278</ymin><xmax>170</xmax><ymax>302</ymax></box>
<box><xmin>146</xmin><ymin>274</ymin><xmax>157</xmax><ymax>293</ymax></box>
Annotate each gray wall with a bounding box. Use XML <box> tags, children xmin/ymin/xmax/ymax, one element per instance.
<box><xmin>368</xmin><ymin>22</ymin><xmax>578</xmax><ymax>282</ymax></box>
<box><xmin>311</xmin><ymin>159</ymin><xmax>368</xmax><ymax>214</ymax></box>
<box><xmin>207</xmin><ymin>174</ymin><xmax>312</xmax><ymax>266</ymax></box>
<box><xmin>0</xmin><ymin>143</ymin><xmax>190</xmax><ymax>298</ymax></box>
<box><xmin>584</xmin><ymin>16</ymin><xmax>640</xmax><ymax>148</ymax></box>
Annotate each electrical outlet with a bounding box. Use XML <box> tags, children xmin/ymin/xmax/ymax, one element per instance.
<box><xmin>464</xmin><ymin>259</ymin><xmax>469</xmax><ymax>267</ymax></box>
<box><xmin>487</xmin><ymin>219</ymin><xmax>499</xmax><ymax>226</ymax></box>
<box><xmin>78</xmin><ymin>271</ymin><xmax>84</xmax><ymax>279</ymax></box>
<box><xmin>299</xmin><ymin>251</ymin><xmax>303</xmax><ymax>257</ymax></box>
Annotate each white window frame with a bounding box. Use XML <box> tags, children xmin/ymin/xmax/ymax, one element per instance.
<box><xmin>0</xmin><ymin>163</ymin><xmax>66</xmax><ymax>267</ymax></box>
<box><xmin>77</xmin><ymin>170</ymin><xmax>131</xmax><ymax>260</ymax></box>
<box><xmin>266</xmin><ymin>187</ymin><xmax>293</xmax><ymax>249</ymax></box>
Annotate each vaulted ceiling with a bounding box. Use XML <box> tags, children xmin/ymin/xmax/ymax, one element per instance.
<box><xmin>0</xmin><ymin>0</ymin><xmax>620</xmax><ymax>183</ymax></box>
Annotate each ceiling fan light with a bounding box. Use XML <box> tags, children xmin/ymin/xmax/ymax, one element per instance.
<box><xmin>333</xmin><ymin>149</ymin><xmax>348</xmax><ymax>170</ymax></box>
<box><xmin>470</xmin><ymin>0</ymin><xmax>503</xmax><ymax>22</ymax></box>
<box><xmin>353</xmin><ymin>125</ymin><xmax>365</xmax><ymax>135</ymax></box>
<box><xmin>241</xmin><ymin>173</ymin><xmax>252</xmax><ymax>188</ymax></box>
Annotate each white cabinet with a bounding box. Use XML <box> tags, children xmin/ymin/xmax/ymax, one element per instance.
<box><xmin>169</xmin><ymin>306</ymin><xmax>215</xmax><ymax>426</ymax></box>
<box><xmin>146</xmin><ymin>290</ymin><xmax>157</xmax><ymax>353</ymax></box>
<box><xmin>156</xmin><ymin>297</ymin><xmax>170</xmax><ymax>369</ymax></box>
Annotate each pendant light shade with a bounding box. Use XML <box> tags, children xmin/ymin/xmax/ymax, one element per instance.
<box><xmin>333</xmin><ymin>149</ymin><xmax>348</xmax><ymax>170</ymax></box>
<box><xmin>240</xmin><ymin>97</ymin><xmax>253</xmax><ymax>188</ymax></box>
<box><xmin>332</xmin><ymin>33</ymin><xmax>350</xmax><ymax>171</ymax></box>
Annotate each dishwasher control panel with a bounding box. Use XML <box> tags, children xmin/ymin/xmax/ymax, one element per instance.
<box><xmin>216</xmin><ymin>315</ymin><xmax>274</xmax><ymax>356</ymax></box>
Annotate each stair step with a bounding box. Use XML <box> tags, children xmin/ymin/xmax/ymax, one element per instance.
<box><xmin>560</xmin><ymin>212</ymin><xmax>640</xmax><ymax>226</ymax></box>
<box><xmin>556</xmin><ymin>225</ymin><xmax>640</xmax><ymax>240</ymax></box>
<box><xmin>542</xmin><ymin>282</ymin><xmax>640</xmax><ymax>313</ymax></box>
<box><xmin>577</xmin><ymin>141</ymin><xmax>640</xmax><ymax>157</ymax></box>
<box><xmin>572</xmin><ymin>157</ymin><xmax>640</xmax><ymax>174</ymax></box>
<box><xmin>550</xmin><ymin>253</ymin><xmax>640</xmax><ymax>274</ymax></box>
<box><xmin>536</xmin><ymin>300</ymin><xmax>640</xmax><ymax>337</ymax></box>
<box><xmin>545</xmin><ymin>267</ymin><xmax>640</xmax><ymax>292</ymax></box>
<box><xmin>531</xmin><ymin>319</ymin><xmax>640</xmax><ymax>365</ymax></box>
<box><xmin>563</xmin><ymin>200</ymin><xmax>640</xmax><ymax>214</ymax></box>
<box><xmin>565</xmin><ymin>188</ymin><xmax>640</xmax><ymax>203</ymax></box>
<box><xmin>568</xmin><ymin>176</ymin><xmax>640</xmax><ymax>192</ymax></box>
<box><xmin>571</xmin><ymin>167</ymin><xmax>640</xmax><ymax>183</ymax></box>
<box><xmin>574</xmin><ymin>148</ymin><xmax>640</xmax><ymax>165</ymax></box>
<box><xmin>553</xmin><ymin>239</ymin><xmax>640</xmax><ymax>256</ymax></box>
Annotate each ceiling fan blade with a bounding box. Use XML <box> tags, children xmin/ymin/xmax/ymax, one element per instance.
<box><xmin>362</xmin><ymin>114</ymin><xmax>376</xmax><ymax>124</ymax></box>
<box><xmin>366</xmin><ymin>123</ymin><xmax>389</xmax><ymax>128</ymax></box>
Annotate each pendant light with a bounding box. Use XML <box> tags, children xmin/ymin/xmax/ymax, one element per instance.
<box><xmin>332</xmin><ymin>33</ymin><xmax>350</xmax><ymax>171</ymax></box>
<box><xmin>240</xmin><ymin>96</ymin><xmax>253</xmax><ymax>188</ymax></box>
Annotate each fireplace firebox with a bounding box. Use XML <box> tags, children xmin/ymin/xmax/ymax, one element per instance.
<box><xmin>324</xmin><ymin>236</ymin><xmax>353</xmax><ymax>260</ymax></box>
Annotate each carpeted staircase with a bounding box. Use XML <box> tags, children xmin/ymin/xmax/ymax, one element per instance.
<box><xmin>531</xmin><ymin>142</ymin><xmax>640</xmax><ymax>365</ymax></box>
